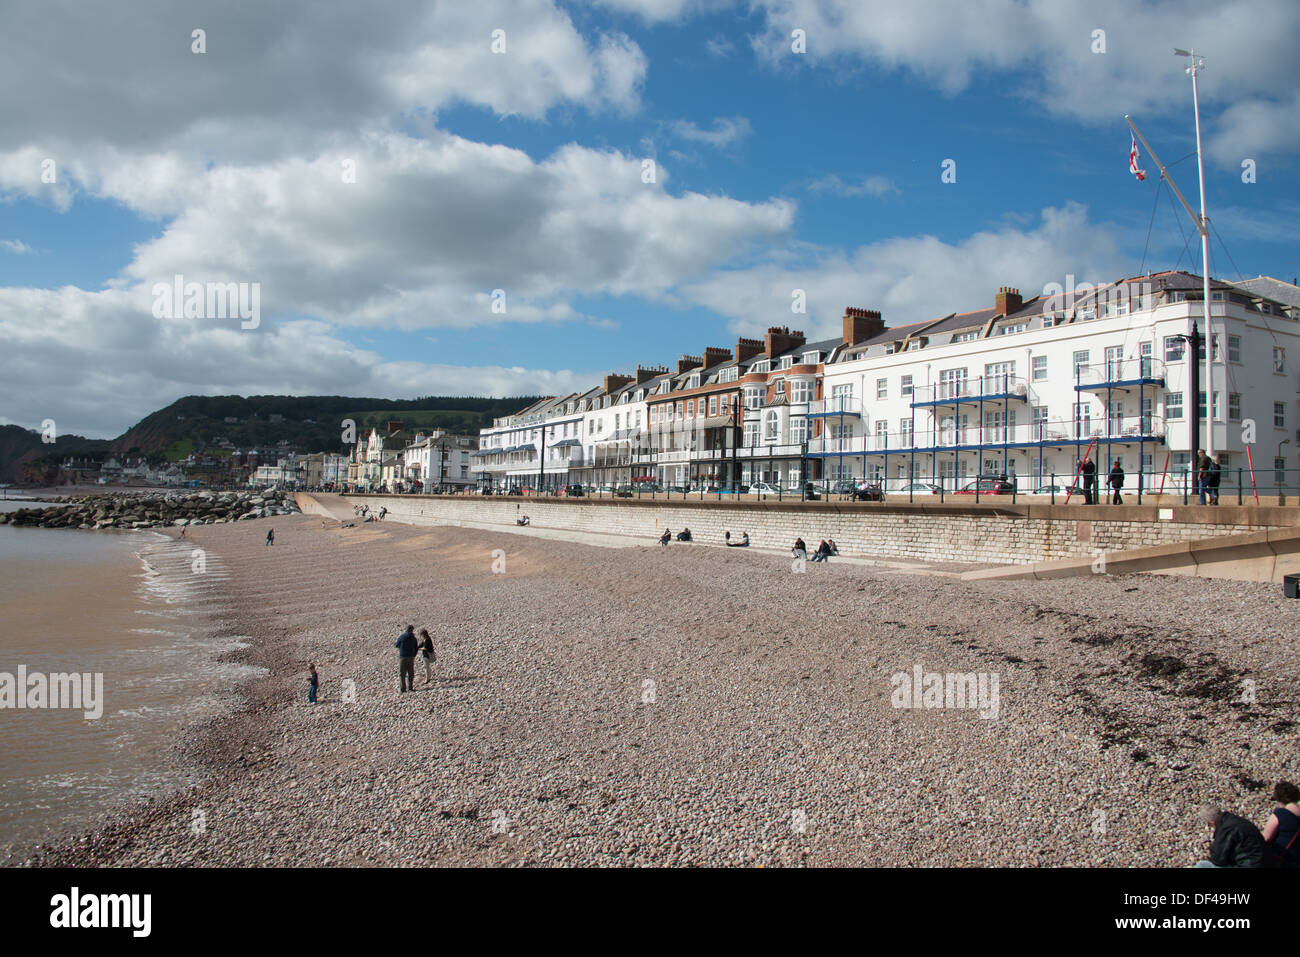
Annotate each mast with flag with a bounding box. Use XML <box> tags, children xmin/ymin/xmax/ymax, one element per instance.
<box><xmin>1124</xmin><ymin>46</ymin><xmax>1216</xmax><ymax>469</ymax></box>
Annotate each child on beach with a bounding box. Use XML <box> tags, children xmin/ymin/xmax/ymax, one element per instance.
<box><xmin>419</xmin><ymin>629</ymin><xmax>436</xmax><ymax>684</ymax></box>
<box><xmin>308</xmin><ymin>662</ymin><xmax>319</xmax><ymax>703</ymax></box>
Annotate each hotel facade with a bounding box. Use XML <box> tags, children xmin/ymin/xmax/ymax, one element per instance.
<box><xmin>474</xmin><ymin>272</ymin><xmax>1300</xmax><ymax>494</ymax></box>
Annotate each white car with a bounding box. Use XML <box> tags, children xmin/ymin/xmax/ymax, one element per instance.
<box><xmin>748</xmin><ymin>482</ymin><xmax>782</xmax><ymax>495</ymax></box>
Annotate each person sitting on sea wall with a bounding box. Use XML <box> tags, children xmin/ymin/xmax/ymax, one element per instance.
<box><xmin>675</xmin><ymin>528</ymin><xmax>692</xmax><ymax>542</ymax></box>
<box><xmin>659</xmin><ymin>529</ymin><xmax>671</xmax><ymax>546</ymax></box>
<box><xmin>724</xmin><ymin>531</ymin><xmax>749</xmax><ymax>547</ymax></box>
<box><xmin>827</xmin><ymin>539</ymin><xmax>838</xmax><ymax>555</ymax></box>
<box><xmin>792</xmin><ymin>537</ymin><xmax>806</xmax><ymax>559</ymax></box>
<box><xmin>809</xmin><ymin>540</ymin><xmax>830</xmax><ymax>562</ymax></box>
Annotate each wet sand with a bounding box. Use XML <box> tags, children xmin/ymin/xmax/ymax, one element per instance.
<box><xmin>16</xmin><ymin>512</ymin><xmax>1298</xmax><ymax>867</ymax></box>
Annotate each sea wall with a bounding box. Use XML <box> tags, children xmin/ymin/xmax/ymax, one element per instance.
<box><xmin>334</xmin><ymin>494</ymin><xmax>1296</xmax><ymax>566</ymax></box>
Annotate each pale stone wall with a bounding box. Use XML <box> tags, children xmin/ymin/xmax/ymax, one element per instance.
<box><xmin>346</xmin><ymin>495</ymin><xmax>1283</xmax><ymax>566</ymax></box>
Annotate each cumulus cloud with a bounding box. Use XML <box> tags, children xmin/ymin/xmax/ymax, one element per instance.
<box><xmin>679</xmin><ymin>202</ymin><xmax>1128</xmax><ymax>339</ymax></box>
<box><xmin>747</xmin><ymin>0</ymin><xmax>1300</xmax><ymax>164</ymax></box>
<box><xmin>0</xmin><ymin>240</ymin><xmax>34</xmax><ymax>255</ymax></box>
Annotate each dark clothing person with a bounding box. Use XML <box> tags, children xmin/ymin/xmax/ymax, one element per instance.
<box><xmin>396</xmin><ymin>627</ymin><xmax>418</xmax><ymax>692</ymax></box>
<box><xmin>792</xmin><ymin>537</ymin><xmax>806</xmax><ymax>558</ymax></box>
<box><xmin>810</xmin><ymin>540</ymin><xmax>830</xmax><ymax>562</ymax></box>
<box><xmin>1207</xmin><ymin>460</ymin><xmax>1221</xmax><ymax>505</ymax></box>
<box><xmin>265</xmin><ymin>528</ymin><xmax>275</xmax><ymax>546</ymax></box>
<box><xmin>1196</xmin><ymin>453</ymin><xmax>1211</xmax><ymax>505</ymax></box>
<box><xmin>1108</xmin><ymin>461</ymin><xmax>1124</xmax><ymax>505</ymax></box>
<box><xmin>659</xmin><ymin>529</ymin><xmax>671</xmax><ymax>546</ymax></box>
<box><xmin>675</xmin><ymin>529</ymin><xmax>691</xmax><ymax>542</ymax></box>
<box><xmin>1080</xmin><ymin>460</ymin><xmax>1096</xmax><ymax>505</ymax></box>
<box><xmin>1208</xmin><ymin>812</ymin><xmax>1273</xmax><ymax>868</ymax></box>
<box><xmin>308</xmin><ymin>666</ymin><xmax>319</xmax><ymax>704</ymax></box>
<box><xmin>1269</xmin><ymin>807</ymin><xmax>1300</xmax><ymax>867</ymax></box>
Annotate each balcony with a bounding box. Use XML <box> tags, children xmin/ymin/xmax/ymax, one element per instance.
<box><xmin>804</xmin><ymin>415</ymin><xmax>1167</xmax><ymax>456</ymax></box>
<box><xmin>808</xmin><ymin>396</ymin><xmax>862</xmax><ymax>418</ymax></box>
<box><xmin>911</xmin><ymin>374</ymin><xmax>1031</xmax><ymax>408</ymax></box>
<box><xmin>1074</xmin><ymin>358</ymin><xmax>1166</xmax><ymax>392</ymax></box>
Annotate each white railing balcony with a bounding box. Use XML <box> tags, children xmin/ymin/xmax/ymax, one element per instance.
<box><xmin>1074</xmin><ymin>358</ymin><xmax>1166</xmax><ymax>387</ymax></box>
<box><xmin>912</xmin><ymin>374</ymin><xmax>1032</xmax><ymax>405</ymax></box>
<box><xmin>809</xmin><ymin>396</ymin><xmax>862</xmax><ymax>417</ymax></box>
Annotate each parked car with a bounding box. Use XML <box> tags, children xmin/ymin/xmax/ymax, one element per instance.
<box><xmin>562</xmin><ymin>484</ymin><xmax>584</xmax><ymax>497</ymax></box>
<box><xmin>829</xmin><ymin>480</ymin><xmax>857</xmax><ymax>495</ymax></box>
<box><xmin>897</xmin><ymin>482</ymin><xmax>943</xmax><ymax>495</ymax></box>
<box><xmin>956</xmin><ymin>478</ymin><xmax>1016</xmax><ymax>495</ymax></box>
<box><xmin>749</xmin><ymin>481</ymin><xmax>783</xmax><ymax>495</ymax></box>
<box><xmin>1032</xmin><ymin>484</ymin><xmax>1068</xmax><ymax>495</ymax></box>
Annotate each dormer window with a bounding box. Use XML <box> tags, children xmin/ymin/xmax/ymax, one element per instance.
<box><xmin>752</xmin><ymin>360</ymin><xmax>770</xmax><ymax>373</ymax></box>
<box><xmin>635</xmin><ymin>389</ymin><xmax>645</xmax><ymax>401</ymax></box>
<box><xmin>688</xmin><ymin>374</ymin><xmax>701</xmax><ymax>389</ymax></box>
<box><xmin>780</xmin><ymin>356</ymin><xmax>793</xmax><ymax>370</ymax></box>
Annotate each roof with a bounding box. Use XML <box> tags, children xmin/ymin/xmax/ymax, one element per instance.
<box><xmin>1229</xmin><ymin>276</ymin><xmax>1300</xmax><ymax>309</ymax></box>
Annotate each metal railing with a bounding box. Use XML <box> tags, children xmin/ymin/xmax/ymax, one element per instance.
<box><xmin>1074</xmin><ymin>357</ymin><xmax>1164</xmax><ymax>387</ymax></box>
<box><xmin>910</xmin><ymin>374</ymin><xmax>1032</xmax><ymax>405</ymax></box>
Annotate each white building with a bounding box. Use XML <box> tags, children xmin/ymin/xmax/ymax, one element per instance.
<box><xmin>402</xmin><ymin>431</ymin><xmax>479</xmax><ymax>490</ymax></box>
<box><xmin>814</xmin><ymin>272</ymin><xmax>1300</xmax><ymax>492</ymax></box>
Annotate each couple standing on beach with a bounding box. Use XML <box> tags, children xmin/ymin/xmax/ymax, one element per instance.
<box><xmin>395</xmin><ymin>624</ymin><xmax>436</xmax><ymax>692</ymax></box>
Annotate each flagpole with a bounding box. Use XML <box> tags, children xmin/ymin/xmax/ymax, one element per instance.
<box><xmin>1183</xmin><ymin>49</ymin><xmax>1215</xmax><ymax>459</ymax></box>
<box><xmin>1125</xmin><ymin>113</ymin><xmax>1202</xmax><ymax>475</ymax></box>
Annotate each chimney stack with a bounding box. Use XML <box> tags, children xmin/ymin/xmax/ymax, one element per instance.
<box><xmin>603</xmin><ymin>373</ymin><xmax>633</xmax><ymax>394</ymax></box>
<box><xmin>764</xmin><ymin>325</ymin><xmax>806</xmax><ymax>359</ymax></box>
<box><xmin>677</xmin><ymin>354</ymin><xmax>703</xmax><ymax>374</ymax></box>
<box><xmin>841</xmin><ymin>307</ymin><xmax>884</xmax><ymax>346</ymax></box>
<box><xmin>635</xmin><ymin>364</ymin><xmax>668</xmax><ymax>384</ymax></box>
<box><xmin>386</xmin><ymin>420</ymin><xmax>404</xmax><ymax>436</ymax></box>
<box><xmin>995</xmin><ymin>286</ymin><xmax>1023</xmax><ymax>316</ymax></box>
<box><xmin>735</xmin><ymin>336</ymin><xmax>765</xmax><ymax>362</ymax></box>
<box><xmin>702</xmin><ymin>346</ymin><xmax>733</xmax><ymax>369</ymax></box>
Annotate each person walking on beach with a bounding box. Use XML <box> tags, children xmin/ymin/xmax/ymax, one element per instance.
<box><xmin>396</xmin><ymin>624</ymin><xmax>418</xmax><ymax>693</ymax></box>
<box><xmin>1262</xmin><ymin>780</ymin><xmax>1300</xmax><ymax>867</ymax></box>
<box><xmin>418</xmin><ymin>628</ymin><xmax>436</xmax><ymax>685</ymax></box>
<box><xmin>265</xmin><ymin>527</ymin><xmax>275</xmax><ymax>546</ymax></box>
<box><xmin>1108</xmin><ymin>459</ymin><xmax>1124</xmax><ymax>505</ymax></box>
<box><xmin>308</xmin><ymin>662</ymin><xmax>319</xmax><ymax>703</ymax></box>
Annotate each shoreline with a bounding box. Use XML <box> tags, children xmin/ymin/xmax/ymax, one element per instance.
<box><xmin>16</xmin><ymin>512</ymin><xmax>1298</xmax><ymax>867</ymax></box>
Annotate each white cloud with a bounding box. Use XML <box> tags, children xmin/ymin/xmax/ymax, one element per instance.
<box><xmin>808</xmin><ymin>173</ymin><xmax>899</xmax><ymax>198</ymax></box>
<box><xmin>748</xmin><ymin>0</ymin><xmax>1300</xmax><ymax>165</ymax></box>
<box><xmin>0</xmin><ymin>240</ymin><xmax>34</xmax><ymax>255</ymax></box>
<box><xmin>679</xmin><ymin>202</ymin><xmax>1128</xmax><ymax>339</ymax></box>
<box><xmin>671</xmin><ymin>116</ymin><xmax>754</xmax><ymax>149</ymax></box>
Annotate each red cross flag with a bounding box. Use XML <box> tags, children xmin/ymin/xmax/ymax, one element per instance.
<box><xmin>1129</xmin><ymin>135</ymin><xmax>1147</xmax><ymax>181</ymax></box>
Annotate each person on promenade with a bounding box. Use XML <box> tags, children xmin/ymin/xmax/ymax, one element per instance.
<box><xmin>396</xmin><ymin>624</ymin><xmax>419</xmax><ymax>693</ymax></box>
<box><xmin>676</xmin><ymin>528</ymin><xmax>692</xmax><ymax>542</ymax></box>
<box><xmin>1080</xmin><ymin>456</ymin><xmax>1096</xmax><ymax>505</ymax></box>
<box><xmin>1195</xmin><ymin>449</ymin><xmax>1210</xmax><ymax>504</ymax></box>
<box><xmin>265</xmin><ymin>527</ymin><xmax>275</xmax><ymax>546</ymax></box>
<box><xmin>659</xmin><ymin>528</ymin><xmax>672</xmax><ymax>546</ymax></box>
<box><xmin>1207</xmin><ymin>458</ymin><xmax>1221</xmax><ymax>505</ymax></box>
<box><xmin>418</xmin><ymin>628</ymin><xmax>437</xmax><ymax>685</ymax></box>
<box><xmin>1262</xmin><ymin>781</ymin><xmax>1300</xmax><ymax>867</ymax></box>
<box><xmin>1108</xmin><ymin>459</ymin><xmax>1124</xmax><ymax>505</ymax></box>
<box><xmin>1195</xmin><ymin>804</ymin><xmax>1275</xmax><ymax>867</ymax></box>
<box><xmin>792</xmin><ymin>537</ymin><xmax>807</xmax><ymax>559</ymax></box>
<box><xmin>308</xmin><ymin>662</ymin><xmax>320</xmax><ymax>703</ymax></box>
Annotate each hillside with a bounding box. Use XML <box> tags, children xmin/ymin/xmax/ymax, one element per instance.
<box><xmin>0</xmin><ymin>424</ymin><xmax>112</xmax><ymax>484</ymax></box>
<box><xmin>2</xmin><ymin>394</ymin><xmax>541</xmax><ymax>482</ymax></box>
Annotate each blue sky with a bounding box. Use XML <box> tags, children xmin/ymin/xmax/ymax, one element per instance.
<box><xmin>2</xmin><ymin>0</ymin><xmax>1298</xmax><ymax>437</ymax></box>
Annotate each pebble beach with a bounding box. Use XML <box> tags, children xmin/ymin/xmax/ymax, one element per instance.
<box><xmin>14</xmin><ymin>509</ymin><xmax>1297</xmax><ymax>867</ymax></box>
